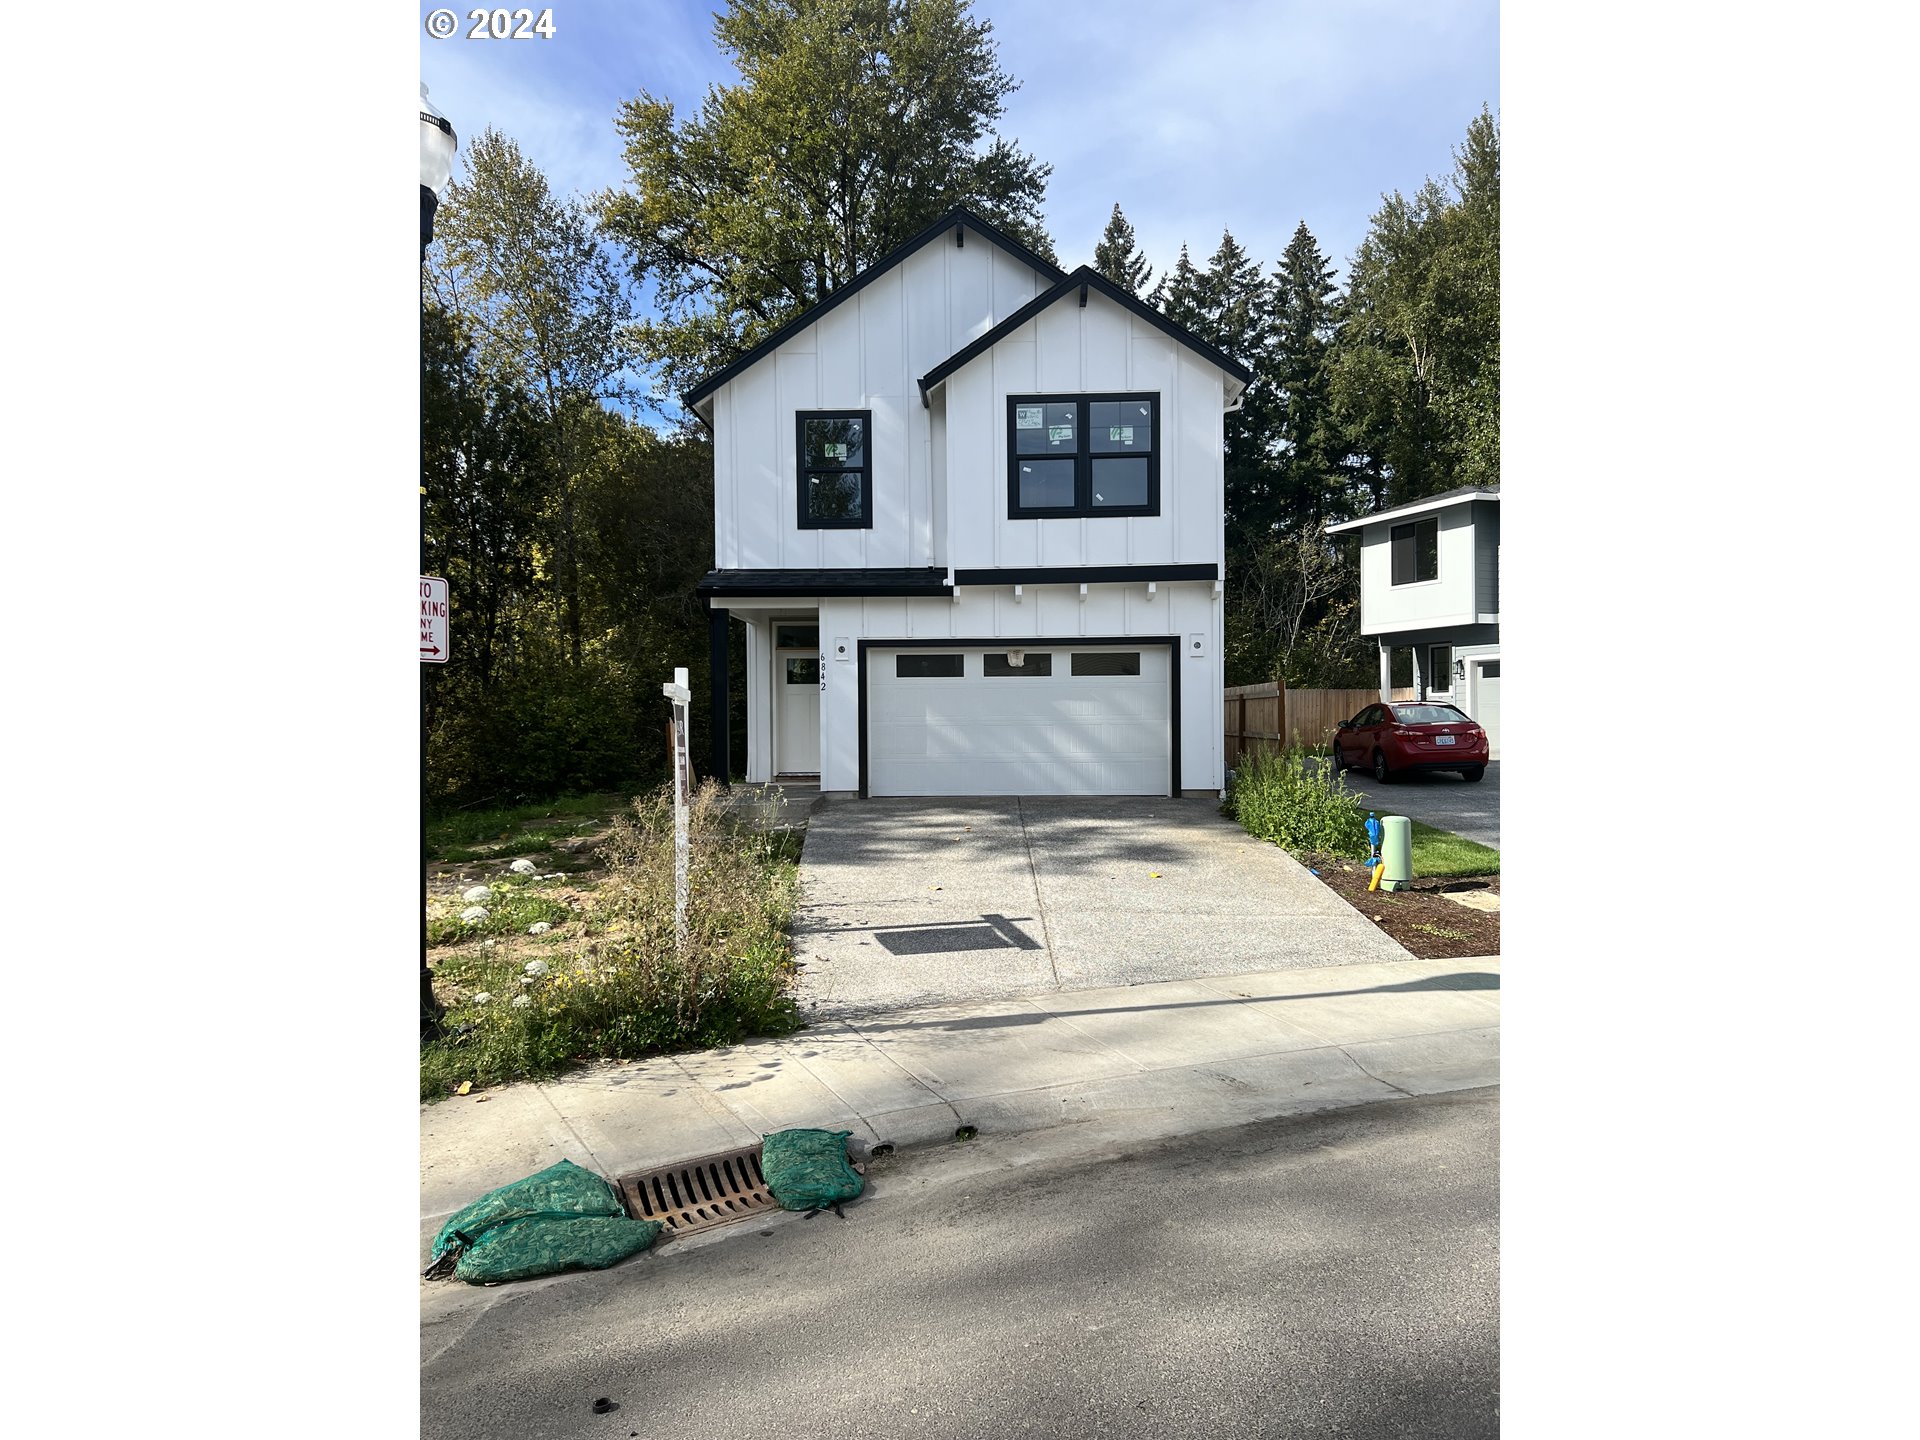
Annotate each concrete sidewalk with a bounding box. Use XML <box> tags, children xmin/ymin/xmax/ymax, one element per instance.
<box><xmin>421</xmin><ymin>953</ymin><xmax>1499</xmax><ymax>1245</ymax></box>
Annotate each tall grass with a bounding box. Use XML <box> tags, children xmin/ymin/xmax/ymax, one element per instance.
<box><xmin>1225</xmin><ymin>746</ymin><xmax>1370</xmax><ymax>858</ymax></box>
<box><xmin>421</xmin><ymin>781</ymin><xmax>802</xmax><ymax>1098</ymax></box>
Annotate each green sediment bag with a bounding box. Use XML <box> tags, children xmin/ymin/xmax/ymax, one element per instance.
<box><xmin>426</xmin><ymin>1159</ymin><xmax>662</xmax><ymax>1284</ymax></box>
<box><xmin>760</xmin><ymin>1128</ymin><xmax>864</xmax><ymax>1214</ymax></box>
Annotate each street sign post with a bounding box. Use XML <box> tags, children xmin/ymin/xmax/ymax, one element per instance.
<box><xmin>420</xmin><ymin>576</ymin><xmax>450</xmax><ymax>663</ymax></box>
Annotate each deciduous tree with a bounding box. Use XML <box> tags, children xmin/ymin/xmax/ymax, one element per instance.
<box><xmin>601</xmin><ymin>0</ymin><xmax>1055</xmax><ymax>401</ymax></box>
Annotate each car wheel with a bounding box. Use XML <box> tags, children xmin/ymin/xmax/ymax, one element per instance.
<box><xmin>1372</xmin><ymin>749</ymin><xmax>1392</xmax><ymax>783</ymax></box>
<box><xmin>1462</xmin><ymin>764</ymin><xmax>1485</xmax><ymax>782</ymax></box>
<box><xmin>1328</xmin><ymin>745</ymin><xmax>1344</xmax><ymax>773</ymax></box>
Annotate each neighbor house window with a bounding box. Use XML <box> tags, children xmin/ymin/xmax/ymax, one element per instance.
<box><xmin>797</xmin><ymin>411</ymin><xmax>873</xmax><ymax>529</ymax></box>
<box><xmin>1390</xmin><ymin>517</ymin><xmax>1438</xmax><ymax>584</ymax></box>
<box><xmin>1428</xmin><ymin>645</ymin><xmax>1454</xmax><ymax>692</ymax></box>
<box><xmin>1008</xmin><ymin>394</ymin><xmax>1158</xmax><ymax>518</ymax></box>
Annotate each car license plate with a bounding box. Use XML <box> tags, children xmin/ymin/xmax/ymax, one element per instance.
<box><xmin>1435</xmin><ymin>734</ymin><xmax>1456</xmax><ymax>745</ymax></box>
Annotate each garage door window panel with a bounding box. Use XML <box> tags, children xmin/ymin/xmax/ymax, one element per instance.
<box><xmin>1007</xmin><ymin>394</ymin><xmax>1159</xmax><ymax>518</ymax></box>
<box><xmin>895</xmin><ymin>654</ymin><xmax>964</xmax><ymax>678</ymax></box>
<box><xmin>1071</xmin><ymin>651</ymin><xmax>1142</xmax><ymax>677</ymax></box>
<box><xmin>984</xmin><ymin>653</ymin><xmax>1053</xmax><ymax>677</ymax></box>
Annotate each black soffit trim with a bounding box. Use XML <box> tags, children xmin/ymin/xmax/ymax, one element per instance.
<box><xmin>916</xmin><ymin>266</ymin><xmax>1257</xmax><ymax>406</ymax></box>
<box><xmin>681</xmin><ymin>207</ymin><xmax>1068</xmax><ymax>413</ymax></box>
<box><xmin>952</xmin><ymin>564</ymin><xmax>1218</xmax><ymax>586</ymax></box>
<box><xmin>695</xmin><ymin>568</ymin><xmax>953</xmax><ymax>598</ymax></box>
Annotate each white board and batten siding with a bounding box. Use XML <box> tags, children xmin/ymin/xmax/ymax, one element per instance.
<box><xmin>939</xmin><ymin>286</ymin><xmax>1225</xmax><ymax>573</ymax></box>
<box><xmin>710</xmin><ymin>233</ymin><xmax>1050</xmax><ymax>572</ymax></box>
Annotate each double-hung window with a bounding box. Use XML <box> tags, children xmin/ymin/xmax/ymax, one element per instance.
<box><xmin>797</xmin><ymin>411</ymin><xmax>873</xmax><ymax>529</ymax></box>
<box><xmin>1007</xmin><ymin>393</ymin><xmax>1159</xmax><ymax>518</ymax></box>
<box><xmin>1390</xmin><ymin>516</ymin><xmax>1439</xmax><ymax>585</ymax></box>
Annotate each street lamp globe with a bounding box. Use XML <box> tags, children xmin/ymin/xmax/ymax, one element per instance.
<box><xmin>420</xmin><ymin>84</ymin><xmax>458</xmax><ymax>254</ymax></box>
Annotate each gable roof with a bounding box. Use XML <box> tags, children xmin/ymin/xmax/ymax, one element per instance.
<box><xmin>681</xmin><ymin>206</ymin><xmax>1068</xmax><ymax>417</ymax></box>
<box><xmin>1323</xmin><ymin>486</ymin><xmax>1500</xmax><ymax>535</ymax></box>
<box><xmin>916</xmin><ymin>265</ymin><xmax>1255</xmax><ymax>408</ymax></box>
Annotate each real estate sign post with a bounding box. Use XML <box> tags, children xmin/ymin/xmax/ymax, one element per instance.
<box><xmin>663</xmin><ymin>666</ymin><xmax>692</xmax><ymax>950</ymax></box>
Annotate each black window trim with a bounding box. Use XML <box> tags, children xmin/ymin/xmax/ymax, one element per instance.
<box><xmin>796</xmin><ymin>409</ymin><xmax>875</xmax><ymax>530</ymax></box>
<box><xmin>1006</xmin><ymin>392</ymin><xmax>1160</xmax><ymax>520</ymax></box>
<box><xmin>1389</xmin><ymin>515</ymin><xmax>1440</xmax><ymax>586</ymax></box>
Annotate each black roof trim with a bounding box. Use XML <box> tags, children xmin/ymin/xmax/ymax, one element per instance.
<box><xmin>952</xmin><ymin>564</ymin><xmax>1218</xmax><ymax>587</ymax></box>
<box><xmin>696</xmin><ymin>568</ymin><xmax>954</xmax><ymax>599</ymax></box>
<box><xmin>917</xmin><ymin>266</ymin><xmax>1255</xmax><ymax>405</ymax></box>
<box><xmin>681</xmin><ymin>207</ymin><xmax>1067</xmax><ymax>413</ymax></box>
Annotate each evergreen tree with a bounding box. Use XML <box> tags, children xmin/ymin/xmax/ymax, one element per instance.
<box><xmin>1199</xmin><ymin>230</ymin><xmax>1280</xmax><ymax>556</ymax></box>
<box><xmin>1090</xmin><ymin>203</ymin><xmax>1152</xmax><ymax>294</ymax></box>
<box><xmin>601</xmin><ymin>0</ymin><xmax>1056</xmax><ymax>401</ymax></box>
<box><xmin>1331</xmin><ymin>107</ymin><xmax>1499</xmax><ymax>506</ymax></box>
<box><xmin>1270</xmin><ymin>221</ymin><xmax>1345</xmax><ymax>523</ymax></box>
<box><xmin>1149</xmin><ymin>243</ymin><xmax>1206</xmax><ymax>330</ymax></box>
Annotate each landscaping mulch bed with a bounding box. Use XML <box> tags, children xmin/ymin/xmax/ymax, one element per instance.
<box><xmin>1301</xmin><ymin>854</ymin><xmax>1500</xmax><ymax>960</ymax></box>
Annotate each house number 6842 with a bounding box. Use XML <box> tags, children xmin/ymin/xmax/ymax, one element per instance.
<box><xmin>466</xmin><ymin>8</ymin><xmax>556</xmax><ymax>39</ymax></box>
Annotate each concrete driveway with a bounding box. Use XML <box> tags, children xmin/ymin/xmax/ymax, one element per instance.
<box><xmin>792</xmin><ymin>796</ymin><xmax>1411</xmax><ymax>1017</ymax></box>
<box><xmin>1333</xmin><ymin>759</ymin><xmax>1501</xmax><ymax>848</ymax></box>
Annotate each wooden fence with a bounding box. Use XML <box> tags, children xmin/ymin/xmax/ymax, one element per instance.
<box><xmin>1223</xmin><ymin>682</ymin><xmax>1416</xmax><ymax>766</ymax></box>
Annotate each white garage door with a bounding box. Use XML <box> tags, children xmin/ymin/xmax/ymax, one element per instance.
<box><xmin>868</xmin><ymin>645</ymin><xmax>1170</xmax><ymax>796</ymax></box>
<box><xmin>1472</xmin><ymin>659</ymin><xmax>1501</xmax><ymax>759</ymax></box>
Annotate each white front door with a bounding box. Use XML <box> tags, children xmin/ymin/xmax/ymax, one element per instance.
<box><xmin>774</xmin><ymin>647</ymin><xmax>821</xmax><ymax>776</ymax></box>
<box><xmin>867</xmin><ymin>644</ymin><xmax>1171</xmax><ymax>797</ymax></box>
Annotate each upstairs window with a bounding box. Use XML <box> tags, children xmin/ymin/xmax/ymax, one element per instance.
<box><xmin>797</xmin><ymin>411</ymin><xmax>873</xmax><ymax>529</ymax></box>
<box><xmin>1008</xmin><ymin>393</ymin><xmax>1159</xmax><ymax>519</ymax></box>
<box><xmin>1390</xmin><ymin>516</ymin><xmax>1439</xmax><ymax>585</ymax></box>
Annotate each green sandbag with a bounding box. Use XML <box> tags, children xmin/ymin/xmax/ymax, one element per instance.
<box><xmin>760</xmin><ymin>1128</ymin><xmax>864</xmax><ymax>1214</ymax></box>
<box><xmin>426</xmin><ymin>1159</ymin><xmax>662</xmax><ymax>1284</ymax></box>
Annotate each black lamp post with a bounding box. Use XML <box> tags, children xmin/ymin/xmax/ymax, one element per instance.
<box><xmin>420</xmin><ymin>85</ymin><xmax>457</xmax><ymax>1041</ymax></box>
<box><xmin>421</xmin><ymin>85</ymin><xmax>457</xmax><ymax>257</ymax></box>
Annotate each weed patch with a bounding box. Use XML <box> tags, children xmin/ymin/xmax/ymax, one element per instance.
<box><xmin>1224</xmin><ymin>746</ymin><xmax>1369</xmax><ymax>858</ymax></box>
<box><xmin>422</xmin><ymin>781</ymin><xmax>802</xmax><ymax>1098</ymax></box>
<box><xmin>429</xmin><ymin>883</ymin><xmax>576</xmax><ymax>945</ymax></box>
<box><xmin>425</xmin><ymin>793</ymin><xmax>623</xmax><ymax>862</ymax></box>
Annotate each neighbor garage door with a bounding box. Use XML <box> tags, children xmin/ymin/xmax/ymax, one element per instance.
<box><xmin>1473</xmin><ymin>659</ymin><xmax>1500</xmax><ymax>759</ymax></box>
<box><xmin>867</xmin><ymin>644</ymin><xmax>1170</xmax><ymax>796</ymax></box>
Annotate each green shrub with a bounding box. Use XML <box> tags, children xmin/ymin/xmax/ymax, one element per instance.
<box><xmin>421</xmin><ymin>780</ymin><xmax>801</xmax><ymax>1097</ymax></box>
<box><xmin>1225</xmin><ymin>746</ymin><xmax>1370</xmax><ymax>858</ymax></box>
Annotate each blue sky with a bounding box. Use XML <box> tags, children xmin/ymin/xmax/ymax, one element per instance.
<box><xmin>422</xmin><ymin>0</ymin><xmax>1497</xmax><ymax>286</ymax></box>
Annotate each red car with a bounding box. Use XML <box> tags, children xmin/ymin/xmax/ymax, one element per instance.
<box><xmin>1330</xmin><ymin>701</ymin><xmax>1489</xmax><ymax>783</ymax></box>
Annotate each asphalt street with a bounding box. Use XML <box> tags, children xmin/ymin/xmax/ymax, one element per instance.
<box><xmin>1332</xmin><ymin>759</ymin><xmax>1501</xmax><ymax>849</ymax></box>
<box><xmin>421</xmin><ymin>1087</ymin><xmax>1499</xmax><ymax>1440</ymax></box>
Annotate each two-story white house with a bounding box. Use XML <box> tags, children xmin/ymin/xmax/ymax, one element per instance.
<box><xmin>1324</xmin><ymin>486</ymin><xmax>1500</xmax><ymax>756</ymax></box>
<box><xmin>688</xmin><ymin>207</ymin><xmax>1251</xmax><ymax>798</ymax></box>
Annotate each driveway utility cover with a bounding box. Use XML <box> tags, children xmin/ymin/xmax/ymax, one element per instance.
<box><xmin>793</xmin><ymin>797</ymin><xmax>1410</xmax><ymax>1017</ymax></box>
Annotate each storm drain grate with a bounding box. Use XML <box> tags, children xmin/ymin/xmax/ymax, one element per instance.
<box><xmin>615</xmin><ymin>1144</ymin><xmax>779</xmax><ymax>1238</ymax></box>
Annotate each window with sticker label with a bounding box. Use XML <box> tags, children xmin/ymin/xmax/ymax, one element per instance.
<box><xmin>1008</xmin><ymin>393</ymin><xmax>1158</xmax><ymax>518</ymax></box>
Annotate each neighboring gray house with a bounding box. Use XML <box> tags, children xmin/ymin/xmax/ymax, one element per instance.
<box><xmin>1325</xmin><ymin>486</ymin><xmax>1500</xmax><ymax>756</ymax></box>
